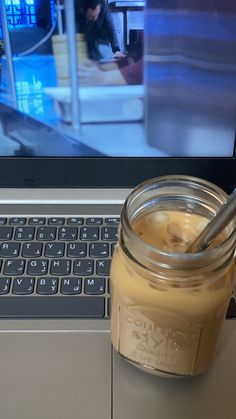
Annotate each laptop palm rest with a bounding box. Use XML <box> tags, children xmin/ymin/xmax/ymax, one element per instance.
<box><xmin>0</xmin><ymin>327</ymin><xmax>111</xmax><ymax>419</ymax></box>
<box><xmin>113</xmin><ymin>320</ymin><xmax>236</xmax><ymax>419</ymax></box>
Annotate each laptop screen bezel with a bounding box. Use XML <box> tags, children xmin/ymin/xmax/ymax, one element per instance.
<box><xmin>0</xmin><ymin>155</ymin><xmax>235</xmax><ymax>193</ymax></box>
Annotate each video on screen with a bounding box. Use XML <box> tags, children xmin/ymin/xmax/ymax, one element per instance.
<box><xmin>0</xmin><ymin>0</ymin><xmax>235</xmax><ymax>157</ymax></box>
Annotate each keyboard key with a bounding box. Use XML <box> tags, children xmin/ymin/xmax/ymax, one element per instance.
<box><xmin>0</xmin><ymin>296</ymin><xmax>105</xmax><ymax>318</ymax></box>
<box><xmin>0</xmin><ymin>277</ymin><xmax>11</xmax><ymax>295</ymax></box>
<box><xmin>45</xmin><ymin>243</ymin><xmax>65</xmax><ymax>257</ymax></box>
<box><xmin>50</xmin><ymin>259</ymin><xmax>71</xmax><ymax>276</ymax></box>
<box><xmin>58</xmin><ymin>227</ymin><xmax>78</xmax><ymax>241</ymax></box>
<box><xmin>27</xmin><ymin>259</ymin><xmax>48</xmax><ymax>275</ymax></box>
<box><xmin>67</xmin><ymin>218</ymin><xmax>84</xmax><ymax>226</ymax></box>
<box><xmin>73</xmin><ymin>259</ymin><xmax>94</xmax><ymax>276</ymax></box>
<box><xmin>80</xmin><ymin>227</ymin><xmax>99</xmax><ymax>241</ymax></box>
<box><xmin>101</xmin><ymin>227</ymin><xmax>118</xmax><ymax>241</ymax></box>
<box><xmin>4</xmin><ymin>259</ymin><xmax>25</xmax><ymax>275</ymax></box>
<box><xmin>0</xmin><ymin>227</ymin><xmax>13</xmax><ymax>241</ymax></box>
<box><xmin>86</xmin><ymin>218</ymin><xmax>103</xmax><ymax>225</ymax></box>
<box><xmin>48</xmin><ymin>218</ymin><xmax>65</xmax><ymax>225</ymax></box>
<box><xmin>67</xmin><ymin>243</ymin><xmax>87</xmax><ymax>258</ymax></box>
<box><xmin>29</xmin><ymin>218</ymin><xmax>46</xmax><ymax>225</ymax></box>
<box><xmin>36</xmin><ymin>227</ymin><xmax>56</xmax><ymax>241</ymax></box>
<box><xmin>105</xmin><ymin>218</ymin><xmax>120</xmax><ymax>225</ymax></box>
<box><xmin>15</xmin><ymin>227</ymin><xmax>35</xmax><ymax>241</ymax></box>
<box><xmin>0</xmin><ymin>218</ymin><xmax>7</xmax><ymax>225</ymax></box>
<box><xmin>36</xmin><ymin>277</ymin><xmax>58</xmax><ymax>295</ymax></box>
<box><xmin>61</xmin><ymin>277</ymin><xmax>82</xmax><ymax>295</ymax></box>
<box><xmin>22</xmin><ymin>243</ymin><xmax>43</xmax><ymax>258</ymax></box>
<box><xmin>0</xmin><ymin>242</ymin><xmax>20</xmax><ymax>257</ymax></box>
<box><xmin>9</xmin><ymin>217</ymin><xmax>26</xmax><ymax>225</ymax></box>
<box><xmin>84</xmin><ymin>277</ymin><xmax>105</xmax><ymax>295</ymax></box>
<box><xmin>12</xmin><ymin>277</ymin><xmax>35</xmax><ymax>295</ymax></box>
<box><xmin>89</xmin><ymin>243</ymin><xmax>109</xmax><ymax>258</ymax></box>
<box><xmin>96</xmin><ymin>260</ymin><xmax>111</xmax><ymax>276</ymax></box>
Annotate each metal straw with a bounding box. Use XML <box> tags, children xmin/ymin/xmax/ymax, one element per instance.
<box><xmin>187</xmin><ymin>188</ymin><xmax>236</xmax><ymax>253</ymax></box>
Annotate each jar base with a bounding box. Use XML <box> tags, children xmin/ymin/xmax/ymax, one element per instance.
<box><xmin>117</xmin><ymin>349</ymin><xmax>190</xmax><ymax>379</ymax></box>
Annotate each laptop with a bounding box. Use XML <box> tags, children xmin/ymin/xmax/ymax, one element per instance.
<box><xmin>0</xmin><ymin>1</ymin><xmax>236</xmax><ymax>419</ymax></box>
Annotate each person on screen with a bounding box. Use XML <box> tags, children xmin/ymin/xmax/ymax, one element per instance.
<box><xmin>78</xmin><ymin>58</ymin><xmax>143</xmax><ymax>86</ymax></box>
<box><xmin>75</xmin><ymin>0</ymin><xmax>125</xmax><ymax>61</ymax></box>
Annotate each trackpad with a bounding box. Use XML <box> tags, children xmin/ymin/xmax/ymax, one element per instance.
<box><xmin>112</xmin><ymin>321</ymin><xmax>236</xmax><ymax>419</ymax></box>
<box><xmin>0</xmin><ymin>330</ymin><xmax>111</xmax><ymax>419</ymax></box>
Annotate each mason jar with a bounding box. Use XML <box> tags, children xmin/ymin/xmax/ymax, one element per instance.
<box><xmin>110</xmin><ymin>176</ymin><xmax>236</xmax><ymax>377</ymax></box>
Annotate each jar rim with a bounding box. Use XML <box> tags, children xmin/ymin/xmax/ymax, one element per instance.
<box><xmin>121</xmin><ymin>175</ymin><xmax>236</xmax><ymax>270</ymax></box>
<box><xmin>128</xmin><ymin>175</ymin><xmax>229</xmax><ymax>204</ymax></box>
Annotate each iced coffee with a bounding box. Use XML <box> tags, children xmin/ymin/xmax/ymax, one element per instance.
<box><xmin>111</xmin><ymin>177</ymin><xmax>236</xmax><ymax>377</ymax></box>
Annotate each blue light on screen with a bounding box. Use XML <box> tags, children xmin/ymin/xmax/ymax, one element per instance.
<box><xmin>4</xmin><ymin>0</ymin><xmax>36</xmax><ymax>27</ymax></box>
<box><xmin>5</xmin><ymin>0</ymin><xmax>34</xmax><ymax>6</ymax></box>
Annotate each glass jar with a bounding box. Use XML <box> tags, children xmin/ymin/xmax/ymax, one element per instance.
<box><xmin>110</xmin><ymin>176</ymin><xmax>236</xmax><ymax>377</ymax></box>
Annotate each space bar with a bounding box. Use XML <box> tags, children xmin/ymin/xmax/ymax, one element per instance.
<box><xmin>0</xmin><ymin>297</ymin><xmax>105</xmax><ymax>318</ymax></box>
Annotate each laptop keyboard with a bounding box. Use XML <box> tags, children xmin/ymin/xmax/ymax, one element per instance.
<box><xmin>0</xmin><ymin>216</ymin><xmax>119</xmax><ymax>318</ymax></box>
<box><xmin>0</xmin><ymin>216</ymin><xmax>235</xmax><ymax>319</ymax></box>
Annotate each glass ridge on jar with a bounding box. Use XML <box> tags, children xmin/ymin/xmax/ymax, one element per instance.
<box><xmin>110</xmin><ymin>176</ymin><xmax>236</xmax><ymax>377</ymax></box>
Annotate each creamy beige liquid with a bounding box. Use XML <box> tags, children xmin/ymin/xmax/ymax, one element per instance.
<box><xmin>111</xmin><ymin>210</ymin><xmax>235</xmax><ymax>376</ymax></box>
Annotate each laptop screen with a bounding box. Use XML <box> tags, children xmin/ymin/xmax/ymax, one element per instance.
<box><xmin>0</xmin><ymin>1</ymin><xmax>235</xmax><ymax>189</ymax></box>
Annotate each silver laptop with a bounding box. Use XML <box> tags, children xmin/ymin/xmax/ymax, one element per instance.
<box><xmin>0</xmin><ymin>1</ymin><xmax>236</xmax><ymax>418</ymax></box>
